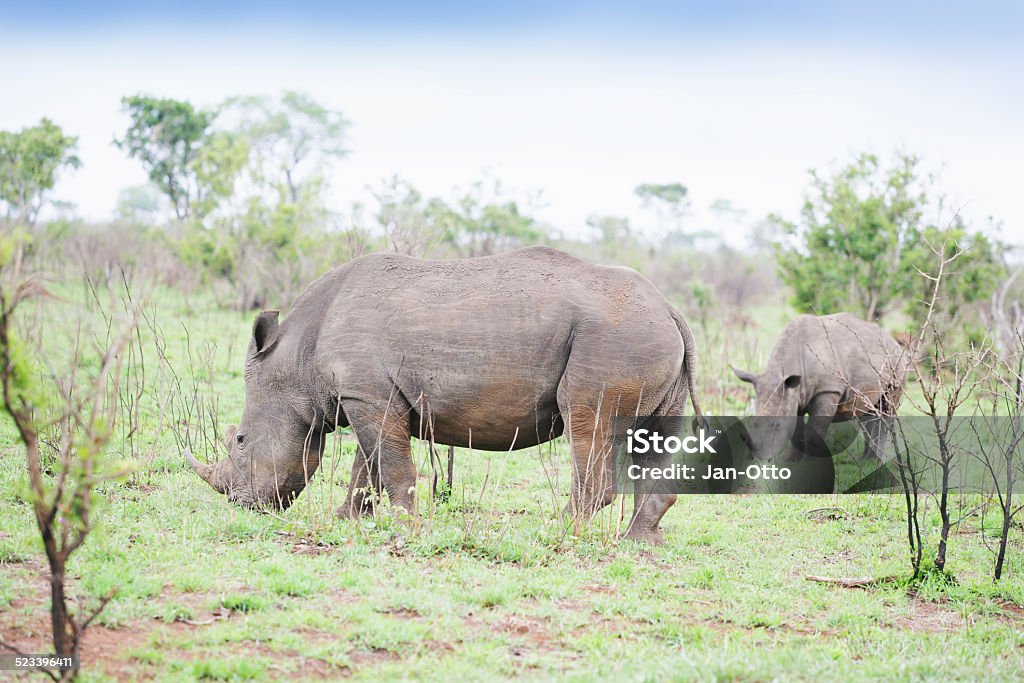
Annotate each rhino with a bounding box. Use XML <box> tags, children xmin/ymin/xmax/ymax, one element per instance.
<box><xmin>731</xmin><ymin>313</ymin><xmax>911</xmax><ymax>492</ymax></box>
<box><xmin>186</xmin><ymin>246</ymin><xmax>704</xmax><ymax>544</ymax></box>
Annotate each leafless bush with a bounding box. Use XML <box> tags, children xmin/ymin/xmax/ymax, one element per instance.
<box><xmin>153</xmin><ymin>319</ymin><xmax>228</xmax><ymax>470</ymax></box>
<box><xmin>227</xmin><ymin>215</ymin><xmax>375</xmax><ymax>312</ymax></box>
<box><xmin>890</xmin><ymin>236</ymin><xmax>989</xmax><ymax>576</ymax></box>
<box><xmin>975</xmin><ymin>323</ymin><xmax>1024</xmax><ymax>579</ymax></box>
<box><xmin>699</xmin><ymin>246</ymin><xmax>781</xmax><ymax>310</ymax></box>
<box><xmin>28</xmin><ymin>221</ymin><xmax>198</xmax><ymax>295</ymax></box>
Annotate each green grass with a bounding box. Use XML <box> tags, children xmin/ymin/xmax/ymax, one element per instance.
<box><xmin>0</xmin><ymin>286</ymin><xmax>1022</xmax><ymax>681</ymax></box>
<box><xmin>3</xmin><ymin>445</ymin><xmax>1023</xmax><ymax>681</ymax></box>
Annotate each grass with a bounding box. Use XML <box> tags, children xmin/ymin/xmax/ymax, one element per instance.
<box><xmin>3</xmin><ymin>447</ymin><xmax>1023</xmax><ymax>681</ymax></box>
<box><xmin>0</xmin><ymin>285</ymin><xmax>1022</xmax><ymax>681</ymax></box>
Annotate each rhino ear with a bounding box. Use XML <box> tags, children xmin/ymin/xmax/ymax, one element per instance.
<box><xmin>225</xmin><ymin>424</ymin><xmax>238</xmax><ymax>450</ymax></box>
<box><xmin>731</xmin><ymin>365</ymin><xmax>757</xmax><ymax>384</ymax></box>
<box><xmin>251</xmin><ymin>310</ymin><xmax>280</xmax><ymax>356</ymax></box>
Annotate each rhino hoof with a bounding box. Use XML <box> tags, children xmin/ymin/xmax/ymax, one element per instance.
<box><xmin>622</xmin><ymin>528</ymin><xmax>665</xmax><ymax>546</ymax></box>
<box><xmin>336</xmin><ymin>501</ymin><xmax>373</xmax><ymax>520</ymax></box>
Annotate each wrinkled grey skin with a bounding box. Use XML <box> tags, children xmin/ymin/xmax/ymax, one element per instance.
<box><xmin>187</xmin><ymin>246</ymin><xmax>704</xmax><ymax>544</ymax></box>
<box><xmin>731</xmin><ymin>313</ymin><xmax>910</xmax><ymax>491</ymax></box>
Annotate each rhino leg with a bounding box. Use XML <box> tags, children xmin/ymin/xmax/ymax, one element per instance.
<box><xmin>558</xmin><ymin>364</ymin><xmax>666</xmax><ymax>540</ymax></box>
<box><xmin>626</xmin><ymin>453</ymin><xmax>676</xmax><ymax>545</ymax></box>
<box><xmin>858</xmin><ymin>413</ymin><xmax>890</xmax><ymax>464</ymax></box>
<box><xmin>625</xmin><ymin>497</ymin><xmax>675</xmax><ymax>545</ymax></box>
<box><xmin>340</xmin><ymin>398</ymin><xmax>418</xmax><ymax>515</ymax></box>
<box><xmin>785</xmin><ymin>394</ymin><xmax>838</xmax><ymax>493</ymax></box>
<box><xmin>563</xmin><ymin>411</ymin><xmax>616</xmax><ymax>526</ymax></box>
<box><xmin>558</xmin><ymin>395</ymin><xmax>616</xmax><ymax>529</ymax></box>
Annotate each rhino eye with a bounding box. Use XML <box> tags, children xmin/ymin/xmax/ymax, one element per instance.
<box><xmin>236</xmin><ymin>433</ymin><xmax>245</xmax><ymax>445</ymax></box>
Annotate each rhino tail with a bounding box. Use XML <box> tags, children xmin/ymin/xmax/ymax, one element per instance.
<box><xmin>671</xmin><ymin>310</ymin><xmax>707</xmax><ymax>431</ymax></box>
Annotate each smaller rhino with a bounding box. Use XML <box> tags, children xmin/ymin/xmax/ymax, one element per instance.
<box><xmin>731</xmin><ymin>313</ymin><xmax>911</xmax><ymax>492</ymax></box>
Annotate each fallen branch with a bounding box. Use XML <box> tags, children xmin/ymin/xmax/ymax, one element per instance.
<box><xmin>805</xmin><ymin>575</ymin><xmax>900</xmax><ymax>588</ymax></box>
<box><xmin>178</xmin><ymin>608</ymin><xmax>229</xmax><ymax>626</ymax></box>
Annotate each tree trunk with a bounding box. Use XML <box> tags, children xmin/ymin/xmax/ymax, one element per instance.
<box><xmin>50</xmin><ymin>566</ymin><xmax>71</xmax><ymax>656</ymax></box>
<box><xmin>936</xmin><ymin>456</ymin><xmax>951</xmax><ymax>572</ymax></box>
<box><xmin>995</xmin><ymin>440</ymin><xmax>1015</xmax><ymax>580</ymax></box>
<box><xmin>995</xmin><ymin>507</ymin><xmax>1011</xmax><ymax>580</ymax></box>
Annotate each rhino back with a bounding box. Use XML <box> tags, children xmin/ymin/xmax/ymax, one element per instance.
<box><xmin>285</xmin><ymin>247</ymin><xmax>686</xmax><ymax>448</ymax></box>
<box><xmin>770</xmin><ymin>313</ymin><xmax>906</xmax><ymax>410</ymax></box>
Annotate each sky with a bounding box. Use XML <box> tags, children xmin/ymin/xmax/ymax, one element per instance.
<box><xmin>1</xmin><ymin>1</ymin><xmax>1022</xmax><ymax>246</ymax></box>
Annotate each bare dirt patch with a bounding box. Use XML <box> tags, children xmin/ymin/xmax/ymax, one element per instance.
<box><xmin>342</xmin><ymin>644</ymin><xmax>402</xmax><ymax>677</ymax></box>
<box><xmin>291</xmin><ymin>540</ymin><xmax>337</xmax><ymax>557</ymax></box>
<box><xmin>494</xmin><ymin>614</ymin><xmax>551</xmax><ymax>646</ymax></box>
<box><xmin>822</xmin><ymin>549</ymin><xmax>856</xmax><ymax>565</ymax></box>
<box><xmin>995</xmin><ymin>598</ymin><xmax>1024</xmax><ymax>624</ymax></box>
<box><xmin>376</xmin><ymin>606</ymin><xmax>421</xmax><ymax>619</ymax></box>
<box><xmin>1</xmin><ymin>607</ymin><xmax>151</xmax><ymax>682</ymax></box>
<box><xmin>468</xmin><ymin>610</ymin><xmax>580</xmax><ymax>671</ymax></box>
<box><xmin>0</xmin><ymin>576</ymin><xmax>364</xmax><ymax>681</ymax></box>
<box><xmin>893</xmin><ymin>599</ymin><xmax>966</xmax><ymax>633</ymax></box>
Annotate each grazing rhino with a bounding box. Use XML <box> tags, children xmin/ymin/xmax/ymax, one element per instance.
<box><xmin>186</xmin><ymin>246</ymin><xmax>705</xmax><ymax>544</ymax></box>
<box><xmin>731</xmin><ymin>313</ymin><xmax>910</xmax><ymax>492</ymax></box>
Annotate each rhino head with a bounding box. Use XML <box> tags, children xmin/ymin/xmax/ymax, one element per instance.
<box><xmin>731</xmin><ymin>365</ymin><xmax>802</xmax><ymax>461</ymax></box>
<box><xmin>186</xmin><ymin>310</ymin><xmax>324</xmax><ymax>510</ymax></box>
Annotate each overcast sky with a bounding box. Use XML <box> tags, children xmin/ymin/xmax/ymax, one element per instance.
<box><xmin>2</xmin><ymin>1</ymin><xmax>1021</xmax><ymax>246</ymax></box>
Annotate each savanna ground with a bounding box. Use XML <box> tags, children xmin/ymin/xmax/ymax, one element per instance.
<box><xmin>1</xmin><ymin>285</ymin><xmax>1023</xmax><ymax>682</ymax></box>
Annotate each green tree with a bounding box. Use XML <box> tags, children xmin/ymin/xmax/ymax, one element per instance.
<box><xmin>189</xmin><ymin>131</ymin><xmax>250</xmax><ymax>218</ymax></box>
<box><xmin>586</xmin><ymin>213</ymin><xmax>632</xmax><ymax>246</ymax></box>
<box><xmin>115</xmin><ymin>184</ymin><xmax>162</xmax><ymax>223</ymax></box>
<box><xmin>0</xmin><ymin>118</ymin><xmax>80</xmax><ymax>227</ymax></box>
<box><xmin>635</xmin><ymin>182</ymin><xmax>689</xmax><ymax>209</ymax></box>
<box><xmin>175</xmin><ymin>92</ymin><xmax>350</xmax><ymax>310</ymax></box>
<box><xmin>905</xmin><ymin>219</ymin><xmax>1005</xmax><ymax>334</ymax></box>
<box><xmin>116</xmin><ymin>95</ymin><xmax>214</xmax><ymax>220</ymax></box>
<box><xmin>0</xmin><ymin>234</ymin><xmax>136</xmax><ymax>675</ymax></box>
<box><xmin>709</xmin><ymin>198</ymin><xmax>747</xmax><ymax>236</ymax></box>
<box><xmin>221</xmin><ymin>91</ymin><xmax>349</xmax><ymax>204</ymax></box>
<box><xmin>370</xmin><ymin>175</ymin><xmax>441</xmax><ymax>256</ymax></box>
<box><xmin>430</xmin><ymin>180</ymin><xmax>542</xmax><ymax>257</ymax></box>
<box><xmin>772</xmin><ymin>152</ymin><xmax>1005</xmax><ymax>327</ymax></box>
<box><xmin>635</xmin><ymin>182</ymin><xmax>690</xmax><ymax>238</ymax></box>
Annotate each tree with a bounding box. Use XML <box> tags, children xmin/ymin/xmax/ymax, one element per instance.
<box><xmin>220</xmin><ymin>91</ymin><xmax>349</xmax><ymax>204</ymax></box>
<box><xmin>709</xmin><ymin>198</ymin><xmax>747</xmax><ymax>236</ymax></box>
<box><xmin>772</xmin><ymin>152</ymin><xmax>1005</xmax><ymax>327</ymax></box>
<box><xmin>586</xmin><ymin>214</ymin><xmax>632</xmax><ymax>246</ymax></box>
<box><xmin>370</xmin><ymin>176</ymin><xmax>441</xmax><ymax>256</ymax></box>
<box><xmin>635</xmin><ymin>182</ymin><xmax>689</xmax><ymax>212</ymax></box>
<box><xmin>189</xmin><ymin>131</ymin><xmax>250</xmax><ymax>219</ymax></box>
<box><xmin>115</xmin><ymin>184</ymin><xmax>162</xmax><ymax>223</ymax></box>
<box><xmin>430</xmin><ymin>179</ymin><xmax>542</xmax><ymax>257</ymax></box>
<box><xmin>0</xmin><ymin>118</ymin><xmax>80</xmax><ymax>227</ymax></box>
<box><xmin>635</xmin><ymin>182</ymin><xmax>690</xmax><ymax>240</ymax></box>
<box><xmin>116</xmin><ymin>96</ymin><xmax>214</xmax><ymax>220</ymax></box>
<box><xmin>0</xmin><ymin>236</ymin><xmax>137</xmax><ymax>679</ymax></box>
<box><xmin>905</xmin><ymin>220</ymin><xmax>1004</xmax><ymax>335</ymax></box>
<box><xmin>185</xmin><ymin>92</ymin><xmax>350</xmax><ymax>310</ymax></box>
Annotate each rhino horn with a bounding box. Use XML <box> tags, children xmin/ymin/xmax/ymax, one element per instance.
<box><xmin>185</xmin><ymin>449</ymin><xmax>224</xmax><ymax>493</ymax></box>
<box><xmin>731</xmin><ymin>365</ymin><xmax>758</xmax><ymax>384</ymax></box>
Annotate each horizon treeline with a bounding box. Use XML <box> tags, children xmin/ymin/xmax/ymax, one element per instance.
<box><xmin>0</xmin><ymin>91</ymin><xmax>1010</xmax><ymax>343</ymax></box>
